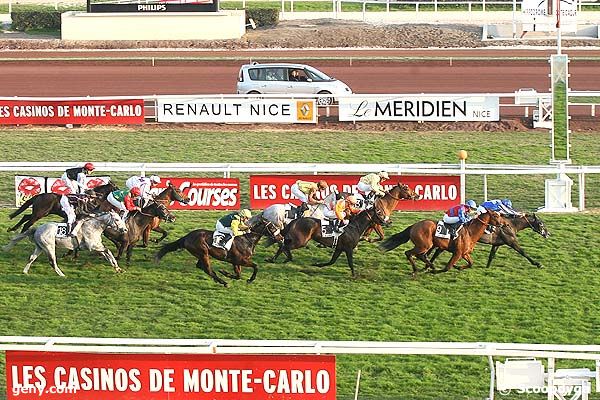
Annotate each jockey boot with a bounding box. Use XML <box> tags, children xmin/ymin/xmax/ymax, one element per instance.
<box><xmin>296</xmin><ymin>202</ymin><xmax>308</xmax><ymax>219</ymax></box>
<box><xmin>332</xmin><ymin>219</ymin><xmax>342</xmax><ymax>233</ymax></box>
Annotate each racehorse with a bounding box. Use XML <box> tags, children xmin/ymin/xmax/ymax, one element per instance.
<box><xmin>7</xmin><ymin>182</ymin><xmax>118</xmax><ymax>233</ymax></box>
<box><xmin>142</xmin><ymin>183</ymin><xmax>190</xmax><ymax>247</ymax></box>
<box><xmin>379</xmin><ymin>210</ymin><xmax>503</xmax><ymax>276</ymax></box>
<box><xmin>104</xmin><ymin>201</ymin><xmax>176</xmax><ymax>265</ymax></box>
<box><xmin>266</xmin><ymin>205</ymin><xmax>388</xmax><ymax>277</ymax></box>
<box><xmin>3</xmin><ymin>210</ymin><xmax>127</xmax><ymax>276</ymax></box>
<box><xmin>261</xmin><ymin>203</ymin><xmax>306</xmax><ymax>231</ymax></box>
<box><xmin>428</xmin><ymin>213</ymin><xmax>550</xmax><ymax>268</ymax></box>
<box><xmin>154</xmin><ymin>215</ymin><xmax>283</xmax><ymax>287</ymax></box>
<box><xmin>360</xmin><ymin>183</ymin><xmax>419</xmax><ymax>242</ymax></box>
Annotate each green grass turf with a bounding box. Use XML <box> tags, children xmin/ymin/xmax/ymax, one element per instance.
<box><xmin>0</xmin><ymin>128</ymin><xmax>599</xmax><ymax>400</ymax></box>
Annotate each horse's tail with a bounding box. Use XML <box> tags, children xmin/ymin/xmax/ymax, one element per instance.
<box><xmin>379</xmin><ymin>225</ymin><xmax>413</xmax><ymax>252</ymax></box>
<box><xmin>9</xmin><ymin>197</ymin><xmax>35</xmax><ymax>219</ymax></box>
<box><xmin>154</xmin><ymin>236</ymin><xmax>186</xmax><ymax>263</ymax></box>
<box><xmin>3</xmin><ymin>229</ymin><xmax>35</xmax><ymax>252</ymax></box>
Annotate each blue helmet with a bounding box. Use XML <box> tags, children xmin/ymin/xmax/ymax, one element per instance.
<box><xmin>466</xmin><ymin>199</ymin><xmax>477</xmax><ymax>209</ymax></box>
<box><xmin>501</xmin><ymin>198</ymin><xmax>512</xmax><ymax>208</ymax></box>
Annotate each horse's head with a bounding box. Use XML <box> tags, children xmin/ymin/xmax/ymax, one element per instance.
<box><xmin>529</xmin><ymin>213</ymin><xmax>550</xmax><ymax>238</ymax></box>
<box><xmin>371</xmin><ymin>200</ymin><xmax>391</xmax><ymax>225</ymax></box>
<box><xmin>145</xmin><ymin>201</ymin><xmax>176</xmax><ymax>222</ymax></box>
<box><xmin>107</xmin><ymin>210</ymin><xmax>128</xmax><ymax>234</ymax></box>
<box><xmin>386</xmin><ymin>183</ymin><xmax>419</xmax><ymax>201</ymax></box>
<box><xmin>249</xmin><ymin>214</ymin><xmax>284</xmax><ymax>243</ymax></box>
<box><xmin>168</xmin><ymin>183</ymin><xmax>190</xmax><ymax>204</ymax></box>
<box><xmin>480</xmin><ymin>209</ymin><xmax>503</xmax><ymax>229</ymax></box>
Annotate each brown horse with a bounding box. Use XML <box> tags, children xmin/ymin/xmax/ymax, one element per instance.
<box><xmin>8</xmin><ymin>183</ymin><xmax>117</xmax><ymax>233</ymax></box>
<box><xmin>154</xmin><ymin>215</ymin><xmax>283</xmax><ymax>287</ymax></box>
<box><xmin>361</xmin><ymin>183</ymin><xmax>419</xmax><ymax>242</ymax></box>
<box><xmin>379</xmin><ymin>210</ymin><xmax>503</xmax><ymax>276</ymax></box>
<box><xmin>142</xmin><ymin>183</ymin><xmax>190</xmax><ymax>247</ymax></box>
<box><xmin>429</xmin><ymin>213</ymin><xmax>549</xmax><ymax>268</ymax></box>
<box><xmin>105</xmin><ymin>201</ymin><xmax>176</xmax><ymax>265</ymax></box>
<box><xmin>266</xmin><ymin>205</ymin><xmax>389</xmax><ymax>277</ymax></box>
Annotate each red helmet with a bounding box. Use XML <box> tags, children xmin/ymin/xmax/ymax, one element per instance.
<box><xmin>130</xmin><ymin>187</ymin><xmax>142</xmax><ymax>197</ymax></box>
<box><xmin>84</xmin><ymin>162</ymin><xmax>95</xmax><ymax>171</ymax></box>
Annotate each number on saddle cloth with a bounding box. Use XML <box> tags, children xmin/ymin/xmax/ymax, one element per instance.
<box><xmin>435</xmin><ymin>221</ymin><xmax>451</xmax><ymax>239</ymax></box>
<box><xmin>212</xmin><ymin>232</ymin><xmax>232</xmax><ymax>250</ymax></box>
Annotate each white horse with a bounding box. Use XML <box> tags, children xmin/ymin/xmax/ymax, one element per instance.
<box><xmin>3</xmin><ymin>210</ymin><xmax>128</xmax><ymax>277</ymax></box>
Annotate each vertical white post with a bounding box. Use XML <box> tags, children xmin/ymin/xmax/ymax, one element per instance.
<box><xmin>547</xmin><ymin>357</ymin><xmax>555</xmax><ymax>400</ymax></box>
<box><xmin>483</xmin><ymin>174</ymin><xmax>488</xmax><ymax>201</ymax></box>
<box><xmin>578</xmin><ymin>170</ymin><xmax>585</xmax><ymax>210</ymax></box>
<box><xmin>353</xmin><ymin>369</ymin><xmax>362</xmax><ymax>400</ymax></box>
<box><xmin>488</xmin><ymin>355</ymin><xmax>495</xmax><ymax>400</ymax></box>
<box><xmin>457</xmin><ymin>150</ymin><xmax>468</xmax><ymax>204</ymax></box>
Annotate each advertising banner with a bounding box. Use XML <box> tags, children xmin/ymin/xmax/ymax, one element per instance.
<box><xmin>339</xmin><ymin>96</ymin><xmax>499</xmax><ymax>121</ymax></box>
<box><xmin>157</xmin><ymin>98</ymin><xmax>317</xmax><ymax>124</ymax></box>
<box><xmin>6</xmin><ymin>351</ymin><xmax>336</xmax><ymax>400</ymax></box>
<box><xmin>148</xmin><ymin>178</ymin><xmax>240</xmax><ymax>210</ymax></box>
<box><xmin>14</xmin><ymin>176</ymin><xmax>112</xmax><ymax>206</ymax></box>
<box><xmin>249</xmin><ymin>174</ymin><xmax>460</xmax><ymax>211</ymax></box>
<box><xmin>521</xmin><ymin>0</ymin><xmax>578</xmax><ymax>32</ymax></box>
<box><xmin>0</xmin><ymin>99</ymin><xmax>145</xmax><ymax>125</ymax></box>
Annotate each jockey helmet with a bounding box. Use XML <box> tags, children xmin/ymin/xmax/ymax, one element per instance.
<box><xmin>149</xmin><ymin>175</ymin><xmax>161</xmax><ymax>184</ymax></box>
<box><xmin>378</xmin><ymin>171</ymin><xmax>390</xmax><ymax>180</ymax></box>
<box><xmin>317</xmin><ymin>180</ymin><xmax>328</xmax><ymax>190</ymax></box>
<box><xmin>501</xmin><ymin>198</ymin><xmax>513</xmax><ymax>208</ymax></box>
<box><xmin>346</xmin><ymin>195</ymin><xmax>358</xmax><ymax>205</ymax></box>
<box><xmin>466</xmin><ymin>199</ymin><xmax>477</xmax><ymax>209</ymax></box>
<box><xmin>239</xmin><ymin>209</ymin><xmax>252</xmax><ymax>219</ymax></box>
<box><xmin>130</xmin><ymin>187</ymin><xmax>142</xmax><ymax>197</ymax></box>
<box><xmin>84</xmin><ymin>162</ymin><xmax>95</xmax><ymax>171</ymax></box>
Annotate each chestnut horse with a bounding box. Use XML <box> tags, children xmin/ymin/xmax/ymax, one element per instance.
<box><xmin>361</xmin><ymin>183</ymin><xmax>419</xmax><ymax>242</ymax></box>
<box><xmin>142</xmin><ymin>183</ymin><xmax>190</xmax><ymax>247</ymax></box>
<box><xmin>154</xmin><ymin>215</ymin><xmax>283</xmax><ymax>287</ymax></box>
<box><xmin>429</xmin><ymin>213</ymin><xmax>549</xmax><ymax>268</ymax></box>
<box><xmin>379</xmin><ymin>210</ymin><xmax>503</xmax><ymax>276</ymax></box>
<box><xmin>8</xmin><ymin>182</ymin><xmax>117</xmax><ymax>233</ymax></box>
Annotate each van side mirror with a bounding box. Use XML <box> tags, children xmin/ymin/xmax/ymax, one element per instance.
<box><xmin>306</xmin><ymin>78</ymin><xmax>313</xmax><ymax>82</ymax></box>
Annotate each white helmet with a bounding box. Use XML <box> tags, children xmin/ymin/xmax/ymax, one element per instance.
<box><xmin>149</xmin><ymin>175</ymin><xmax>161</xmax><ymax>184</ymax></box>
<box><xmin>378</xmin><ymin>171</ymin><xmax>389</xmax><ymax>180</ymax></box>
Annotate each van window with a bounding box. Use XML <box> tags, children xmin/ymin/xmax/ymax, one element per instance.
<box><xmin>305</xmin><ymin>66</ymin><xmax>332</xmax><ymax>82</ymax></box>
<box><xmin>248</xmin><ymin>67</ymin><xmax>287</xmax><ymax>81</ymax></box>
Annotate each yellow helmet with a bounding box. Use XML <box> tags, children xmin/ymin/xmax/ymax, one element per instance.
<box><xmin>239</xmin><ymin>209</ymin><xmax>252</xmax><ymax>219</ymax></box>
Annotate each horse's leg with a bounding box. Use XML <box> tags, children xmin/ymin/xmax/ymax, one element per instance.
<box><xmin>265</xmin><ymin>244</ymin><xmax>284</xmax><ymax>263</ymax></box>
<box><xmin>99</xmin><ymin>248</ymin><xmax>124</xmax><ymax>273</ymax></box>
<box><xmin>245</xmin><ymin>262</ymin><xmax>258</xmax><ymax>283</ymax></box>
<box><xmin>9</xmin><ymin>214</ymin><xmax>31</xmax><ymax>232</ymax></box>
<box><xmin>428</xmin><ymin>248</ymin><xmax>444</xmax><ymax>266</ymax></box>
<box><xmin>23</xmin><ymin>246</ymin><xmax>42</xmax><ymax>274</ymax></box>
<box><xmin>314</xmin><ymin>247</ymin><xmax>343</xmax><ymax>268</ymax></box>
<box><xmin>507</xmin><ymin>242</ymin><xmax>543</xmax><ymax>268</ymax></box>
<box><xmin>219</xmin><ymin>265</ymin><xmax>242</xmax><ymax>280</ymax></box>
<box><xmin>459</xmin><ymin>253</ymin><xmax>474</xmax><ymax>270</ymax></box>
<box><xmin>46</xmin><ymin>244</ymin><xmax>65</xmax><ymax>277</ymax></box>
<box><xmin>152</xmin><ymin>227</ymin><xmax>168</xmax><ymax>243</ymax></box>
<box><xmin>486</xmin><ymin>245</ymin><xmax>499</xmax><ymax>268</ymax></box>
<box><xmin>416</xmin><ymin>252</ymin><xmax>434</xmax><ymax>272</ymax></box>
<box><xmin>372</xmin><ymin>224</ymin><xmax>385</xmax><ymax>242</ymax></box>
<box><xmin>196</xmin><ymin>258</ymin><xmax>228</xmax><ymax>287</ymax></box>
<box><xmin>434</xmin><ymin>251</ymin><xmax>462</xmax><ymax>274</ymax></box>
<box><xmin>142</xmin><ymin>225</ymin><xmax>151</xmax><ymax>248</ymax></box>
<box><xmin>125</xmin><ymin>244</ymin><xmax>135</xmax><ymax>266</ymax></box>
<box><xmin>361</xmin><ymin>226</ymin><xmax>373</xmax><ymax>242</ymax></box>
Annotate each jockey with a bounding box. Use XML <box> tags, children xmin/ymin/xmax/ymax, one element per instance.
<box><xmin>443</xmin><ymin>199</ymin><xmax>478</xmax><ymax>238</ymax></box>
<box><xmin>477</xmin><ymin>198</ymin><xmax>520</xmax><ymax>216</ymax></box>
<box><xmin>125</xmin><ymin>174</ymin><xmax>161</xmax><ymax>206</ymax></box>
<box><xmin>215</xmin><ymin>209</ymin><xmax>252</xmax><ymax>249</ymax></box>
<box><xmin>107</xmin><ymin>187</ymin><xmax>142</xmax><ymax>221</ymax></box>
<box><xmin>290</xmin><ymin>179</ymin><xmax>328</xmax><ymax>208</ymax></box>
<box><xmin>61</xmin><ymin>162</ymin><xmax>95</xmax><ymax>194</ymax></box>
<box><xmin>323</xmin><ymin>194</ymin><xmax>360</xmax><ymax>233</ymax></box>
<box><xmin>357</xmin><ymin>171</ymin><xmax>389</xmax><ymax>198</ymax></box>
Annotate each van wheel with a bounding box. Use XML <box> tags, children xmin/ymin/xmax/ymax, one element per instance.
<box><xmin>317</xmin><ymin>91</ymin><xmax>333</xmax><ymax>106</ymax></box>
<box><xmin>248</xmin><ymin>91</ymin><xmax>261</xmax><ymax>95</ymax></box>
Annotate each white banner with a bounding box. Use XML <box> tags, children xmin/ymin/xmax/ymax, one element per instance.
<box><xmin>339</xmin><ymin>96</ymin><xmax>499</xmax><ymax>122</ymax></box>
<box><xmin>157</xmin><ymin>98</ymin><xmax>317</xmax><ymax>124</ymax></box>
<box><xmin>521</xmin><ymin>0</ymin><xmax>578</xmax><ymax>32</ymax></box>
<box><xmin>14</xmin><ymin>175</ymin><xmax>112</xmax><ymax>206</ymax></box>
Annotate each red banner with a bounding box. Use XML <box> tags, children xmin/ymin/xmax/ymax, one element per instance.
<box><xmin>250</xmin><ymin>174</ymin><xmax>460</xmax><ymax>211</ymax></box>
<box><xmin>149</xmin><ymin>178</ymin><xmax>240</xmax><ymax>210</ymax></box>
<box><xmin>0</xmin><ymin>99</ymin><xmax>144</xmax><ymax>125</ymax></box>
<box><xmin>6</xmin><ymin>351</ymin><xmax>336</xmax><ymax>400</ymax></box>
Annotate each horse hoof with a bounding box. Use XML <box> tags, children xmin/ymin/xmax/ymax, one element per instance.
<box><xmin>246</xmin><ymin>279</ymin><xmax>254</xmax><ymax>284</ymax></box>
<box><xmin>223</xmin><ymin>283</ymin><xmax>229</xmax><ymax>288</ymax></box>
<box><xmin>265</xmin><ymin>258</ymin><xmax>274</xmax><ymax>263</ymax></box>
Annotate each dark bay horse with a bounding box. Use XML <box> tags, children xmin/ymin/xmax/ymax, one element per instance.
<box><xmin>142</xmin><ymin>183</ymin><xmax>190</xmax><ymax>247</ymax></box>
<box><xmin>266</xmin><ymin>206</ymin><xmax>388</xmax><ymax>277</ymax></box>
<box><xmin>361</xmin><ymin>183</ymin><xmax>419</xmax><ymax>242</ymax></box>
<box><xmin>154</xmin><ymin>216</ymin><xmax>283</xmax><ymax>287</ymax></box>
<box><xmin>105</xmin><ymin>201</ymin><xmax>175</xmax><ymax>265</ymax></box>
<box><xmin>379</xmin><ymin>210</ymin><xmax>503</xmax><ymax>276</ymax></box>
<box><xmin>8</xmin><ymin>182</ymin><xmax>117</xmax><ymax>233</ymax></box>
<box><xmin>429</xmin><ymin>213</ymin><xmax>549</xmax><ymax>268</ymax></box>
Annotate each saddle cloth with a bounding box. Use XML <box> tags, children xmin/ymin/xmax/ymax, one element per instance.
<box><xmin>55</xmin><ymin>223</ymin><xmax>69</xmax><ymax>238</ymax></box>
<box><xmin>320</xmin><ymin>219</ymin><xmax>344</xmax><ymax>238</ymax></box>
<box><xmin>212</xmin><ymin>232</ymin><xmax>233</xmax><ymax>251</ymax></box>
<box><xmin>434</xmin><ymin>221</ymin><xmax>451</xmax><ymax>239</ymax></box>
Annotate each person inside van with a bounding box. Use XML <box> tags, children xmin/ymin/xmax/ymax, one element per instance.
<box><xmin>289</xmin><ymin>69</ymin><xmax>307</xmax><ymax>82</ymax></box>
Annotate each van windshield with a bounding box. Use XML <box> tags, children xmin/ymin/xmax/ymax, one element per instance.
<box><xmin>305</xmin><ymin>66</ymin><xmax>333</xmax><ymax>82</ymax></box>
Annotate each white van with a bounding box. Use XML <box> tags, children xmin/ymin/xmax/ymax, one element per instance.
<box><xmin>236</xmin><ymin>62</ymin><xmax>352</xmax><ymax>106</ymax></box>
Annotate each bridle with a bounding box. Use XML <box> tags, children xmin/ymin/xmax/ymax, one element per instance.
<box><xmin>385</xmin><ymin>184</ymin><xmax>416</xmax><ymax>201</ymax></box>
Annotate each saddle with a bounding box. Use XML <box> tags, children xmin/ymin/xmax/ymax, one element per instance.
<box><xmin>212</xmin><ymin>232</ymin><xmax>233</xmax><ymax>251</ymax></box>
<box><xmin>435</xmin><ymin>221</ymin><xmax>462</xmax><ymax>239</ymax></box>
